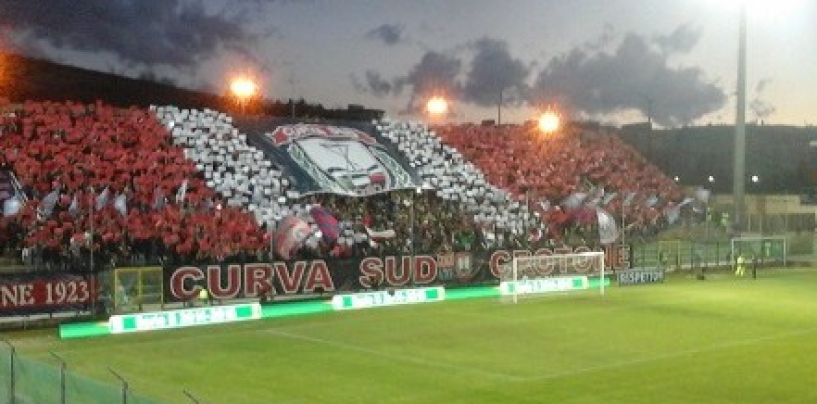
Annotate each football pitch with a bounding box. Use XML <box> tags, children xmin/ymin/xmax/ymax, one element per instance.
<box><xmin>4</xmin><ymin>268</ymin><xmax>817</xmax><ymax>404</ymax></box>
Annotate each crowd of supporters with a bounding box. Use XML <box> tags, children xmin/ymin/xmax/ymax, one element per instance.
<box><xmin>0</xmin><ymin>100</ymin><xmax>265</xmax><ymax>271</ymax></box>
<box><xmin>435</xmin><ymin>123</ymin><xmax>685</xmax><ymax>244</ymax></box>
<box><xmin>0</xmin><ymin>100</ymin><xmax>688</xmax><ymax>273</ymax></box>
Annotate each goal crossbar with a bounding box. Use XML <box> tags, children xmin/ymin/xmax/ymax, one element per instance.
<box><xmin>730</xmin><ymin>235</ymin><xmax>787</xmax><ymax>270</ymax></box>
<box><xmin>502</xmin><ymin>251</ymin><xmax>605</xmax><ymax>303</ymax></box>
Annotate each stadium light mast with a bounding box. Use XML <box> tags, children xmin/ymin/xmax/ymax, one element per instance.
<box><xmin>733</xmin><ymin>3</ymin><xmax>747</xmax><ymax>234</ymax></box>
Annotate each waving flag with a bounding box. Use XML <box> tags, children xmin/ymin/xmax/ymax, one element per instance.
<box><xmin>694</xmin><ymin>187</ymin><xmax>711</xmax><ymax>204</ymax></box>
<box><xmin>273</xmin><ymin>216</ymin><xmax>311</xmax><ymax>260</ymax></box>
<box><xmin>152</xmin><ymin>187</ymin><xmax>166</xmax><ymax>210</ymax></box>
<box><xmin>623</xmin><ymin>192</ymin><xmax>637</xmax><ymax>207</ymax></box>
<box><xmin>596</xmin><ymin>207</ymin><xmax>619</xmax><ymax>245</ymax></box>
<box><xmin>561</xmin><ymin>192</ymin><xmax>588</xmax><ymax>209</ymax></box>
<box><xmin>366</xmin><ymin>227</ymin><xmax>396</xmax><ymax>241</ymax></box>
<box><xmin>95</xmin><ymin>187</ymin><xmax>110</xmax><ymax>211</ymax></box>
<box><xmin>309</xmin><ymin>205</ymin><xmax>340</xmax><ymax>244</ymax></box>
<box><xmin>38</xmin><ymin>188</ymin><xmax>60</xmax><ymax>219</ymax></box>
<box><xmin>3</xmin><ymin>197</ymin><xmax>22</xmax><ymax>217</ymax></box>
<box><xmin>114</xmin><ymin>193</ymin><xmax>128</xmax><ymax>217</ymax></box>
<box><xmin>175</xmin><ymin>179</ymin><xmax>188</xmax><ymax>204</ymax></box>
<box><xmin>68</xmin><ymin>194</ymin><xmax>80</xmax><ymax>217</ymax></box>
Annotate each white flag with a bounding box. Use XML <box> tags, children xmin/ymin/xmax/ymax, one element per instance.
<box><xmin>596</xmin><ymin>207</ymin><xmax>619</xmax><ymax>245</ymax></box>
<box><xmin>152</xmin><ymin>187</ymin><xmax>166</xmax><ymax>210</ymax></box>
<box><xmin>95</xmin><ymin>187</ymin><xmax>110</xmax><ymax>211</ymax></box>
<box><xmin>114</xmin><ymin>193</ymin><xmax>127</xmax><ymax>217</ymax></box>
<box><xmin>623</xmin><ymin>192</ymin><xmax>636</xmax><ymax>207</ymax></box>
<box><xmin>68</xmin><ymin>194</ymin><xmax>80</xmax><ymax>217</ymax></box>
<box><xmin>3</xmin><ymin>197</ymin><xmax>22</xmax><ymax>217</ymax></box>
<box><xmin>561</xmin><ymin>192</ymin><xmax>588</xmax><ymax>209</ymax></box>
<box><xmin>665</xmin><ymin>205</ymin><xmax>681</xmax><ymax>225</ymax></box>
<box><xmin>175</xmin><ymin>179</ymin><xmax>188</xmax><ymax>204</ymax></box>
<box><xmin>38</xmin><ymin>189</ymin><xmax>60</xmax><ymax>219</ymax></box>
<box><xmin>694</xmin><ymin>187</ymin><xmax>711</xmax><ymax>204</ymax></box>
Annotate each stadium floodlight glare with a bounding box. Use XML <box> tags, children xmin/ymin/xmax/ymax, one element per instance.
<box><xmin>537</xmin><ymin>109</ymin><xmax>561</xmax><ymax>133</ymax></box>
<box><xmin>230</xmin><ymin>77</ymin><xmax>257</xmax><ymax>100</ymax></box>
<box><xmin>426</xmin><ymin>96</ymin><xmax>449</xmax><ymax>116</ymax></box>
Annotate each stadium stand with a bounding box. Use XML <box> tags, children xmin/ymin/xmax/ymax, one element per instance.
<box><xmin>0</xmin><ymin>101</ymin><xmax>265</xmax><ymax>271</ymax></box>
<box><xmin>0</xmin><ymin>100</ymin><xmax>688</xmax><ymax>272</ymax></box>
<box><xmin>435</xmin><ymin>123</ymin><xmax>685</xmax><ymax>243</ymax></box>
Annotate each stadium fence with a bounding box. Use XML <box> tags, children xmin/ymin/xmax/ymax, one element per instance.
<box><xmin>0</xmin><ymin>341</ymin><xmax>162</xmax><ymax>404</ymax></box>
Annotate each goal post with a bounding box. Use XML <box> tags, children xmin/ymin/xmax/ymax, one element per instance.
<box><xmin>730</xmin><ymin>236</ymin><xmax>787</xmax><ymax>272</ymax></box>
<box><xmin>111</xmin><ymin>266</ymin><xmax>165</xmax><ymax>313</ymax></box>
<box><xmin>499</xmin><ymin>251</ymin><xmax>606</xmax><ymax>303</ymax></box>
<box><xmin>657</xmin><ymin>240</ymin><xmax>682</xmax><ymax>272</ymax></box>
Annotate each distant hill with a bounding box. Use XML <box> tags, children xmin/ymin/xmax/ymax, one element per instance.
<box><xmin>619</xmin><ymin>124</ymin><xmax>817</xmax><ymax>194</ymax></box>
<box><xmin>0</xmin><ymin>51</ymin><xmax>383</xmax><ymax>121</ymax></box>
<box><xmin>0</xmin><ymin>51</ymin><xmax>227</xmax><ymax>109</ymax></box>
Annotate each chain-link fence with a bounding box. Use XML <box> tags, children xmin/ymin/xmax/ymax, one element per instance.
<box><xmin>0</xmin><ymin>343</ymin><xmax>162</xmax><ymax>404</ymax></box>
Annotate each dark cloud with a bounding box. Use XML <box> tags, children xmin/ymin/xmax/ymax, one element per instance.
<box><xmin>365</xmin><ymin>70</ymin><xmax>393</xmax><ymax>97</ymax></box>
<box><xmin>532</xmin><ymin>30</ymin><xmax>726</xmax><ymax>127</ymax></box>
<box><xmin>749</xmin><ymin>99</ymin><xmax>775</xmax><ymax>121</ymax></box>
<box><xmin>355</xmin><ymin>38</ymin><xmax>529</xmax><ymax>112</ymax></box>
<box><xmin>365</xmin><ymin>24</ymin><xmax>406</xmax><ymax>46</ymax></box>
<box><xmin>393</xmin><ymin>51</ymin><xmax>462</xmax><ymax>112</ymax></box>
<box><xmin>584</xmin><ymin>24</ymin><xmax>617</xmax><ymax>52</ymax></box>
<box><xmin>653</xmin><ymin>24</ymin><xmax>700</xmax><ymax>55</ymax></box>
<box><xmin>462</xmin><ymin>38</ymin><xmax>530</xmax><ymax>107</ymax></box>
<box><xmin>751</xmin><ymin>78</ymin><xmax>775</xmax><ymax>121</ymax></box>
<box><xmin>0</xmin><ymin>0</ymin><xmax>263</xmax><ymax>69</ymax></box>
<box><xmin>755</xmin><ymin>78</ymin><xmax>772</xmax><ymax>93</ymax></box>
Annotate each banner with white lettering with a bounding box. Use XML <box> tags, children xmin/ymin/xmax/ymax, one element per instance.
<box><xmin>162</xmin><ymin>244</ymin><xmax>632</xmax><ymax>303</ymax></box>
<box><xmin>0</xmin><ymin>273</ymin><xmax>98</xmax><ymax>315</ymax></box>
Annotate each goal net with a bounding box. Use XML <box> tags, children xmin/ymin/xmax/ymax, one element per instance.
<box><xmin>111</xmin><ymin>266</ymin><xmax>165</xmax><ymax>313</ymax></box>
<box><xmin>730</xmin><ymin>236</ymin><xmax>787</xmax><ymax>271</ymax></box>
<box><xmin>499</xmin><ymin>251</ymin><xmax>606</xmax><ymax>303</ymax></box>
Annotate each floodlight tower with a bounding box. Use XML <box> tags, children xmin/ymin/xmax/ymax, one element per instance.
<box><xmin>733</xmin><ymin>3</ymin><xmax>748</xmax><ymax>233</ymax></box>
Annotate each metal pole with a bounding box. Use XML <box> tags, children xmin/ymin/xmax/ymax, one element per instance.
<box><xmin>90</xmin><ymin>191</ymin><xmax>95</xmax><ymax>273</ymax></box>
<box><xmin>269</xmin><ymin>220</ymin><xmax>275</xmax><ymax>263</ymax></box>
<box><xmin>1</xmin><ymin>339</ymin><xmax>14</xmax><ymax>404</ymax></box>
<box><xmin>497</xmin><ymin>89</ymin><xmax>502</xmax><ymax>126</ymax></box>
<box><xmin>733</xmin><ymin>4</ymin><xmax>747</xmax><ymax>233</ymax></box>
<box><xmin>411</xmin><ymin>189</ymin><xmax>417</xmax><ymax>283</ymax></box>
<box><xmin>621</xmin><ymin>199</ymin><xmax>626</xmax><ymax>246</ymax></box>
<box><xmin>49</xmin><ymin>351</ymin><xmax>67</xmax><ymax>404</ymax></box>
<box><xmin>108</xmin><ymin>368</ymin><xmax>128</xmax><ymax>404</ymax></box>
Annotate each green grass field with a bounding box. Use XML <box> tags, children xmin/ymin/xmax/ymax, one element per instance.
<box><xmin>4</xmin><ymin>268</ymin><xmax>817</xmax><ymax>404</ymax></box>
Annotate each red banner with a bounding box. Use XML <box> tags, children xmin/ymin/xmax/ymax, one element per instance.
<box><xmin>0</xmin><ymin>276</ymin><xmax>97</xmax><ymax>312</ymax></box>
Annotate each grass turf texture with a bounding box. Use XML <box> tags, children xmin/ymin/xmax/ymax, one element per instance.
<box><xmin>5</xmin><ymin>268</ymin><xmax>817</xmax><ymax>404</ymax></box>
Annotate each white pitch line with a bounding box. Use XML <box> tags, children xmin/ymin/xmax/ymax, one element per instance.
<box><xmin>264</xmin><ymin>328</ymin><xmax>525</xmax><ymax>381</ymax></box>
<box><xmin>521</xmin><ymin>326</ymin><xmax>817</xmax><ymax>382</ymax></box>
